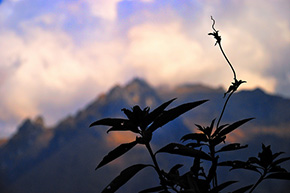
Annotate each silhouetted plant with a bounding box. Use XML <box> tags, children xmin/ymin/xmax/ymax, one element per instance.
<box><xmin>90</xmin><ymin>17</ymin><xmax>290</xmax><ymax>193</ymax></box>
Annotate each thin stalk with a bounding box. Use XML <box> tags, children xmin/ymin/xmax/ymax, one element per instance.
<box><xmin>210</xmin><ymin>17</ymin><xmax>238</xmax><ymax>129</ymax></box>
<box><xmin>210</xmin><ymin>16</ymin><xmax>237</xmax><ymax>80</ymax></box>
<box><xmin>145</xmin><ymin>143</ymin><xmax>168</xmax><ymax>192</ymax></box>
<box><xmin>218</xmin><ymin>42</ymin><xmax>237</xmax><ymax>80</ymax></box>
<box><xmin>248</xmin><ymin>173</ymin><xmax>265</xmax><ymax>193</ymax></box>
<box><xmin>216</xmin><ymin>91</ymin><xmax>233</xmax><ymax>129</ymax></box>
<box><xmin>209</xmin><ymin>146</ymin><xmax>218</xmax><ymax>188</ymax></box>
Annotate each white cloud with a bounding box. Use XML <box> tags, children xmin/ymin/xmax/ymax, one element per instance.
<box><xmin>0</xmin><ymin>26</ymin><xmax>127</xmax><ymax>137</ymax></box>
<box><xmin>124</xmin><ymin>22</ymin><xmax>206</xmax><ymax>85</ymax></box>
<box><xmin>0</xmin><ymin>0</ymin><xmax>290</xmax><ymax>138</ymax></box>
<box><xmin>83</xmin><ymin>0</ymin><xmax>122</xmax><ymax>20</ymax></box>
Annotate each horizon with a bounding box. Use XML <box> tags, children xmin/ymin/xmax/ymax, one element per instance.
<box><xmin>0</xmin><ymin>0</ymin><xmax>290</xmax><ymax>138</ymax></box>
<box><xmin>2</xmin><ymin>77</ymin><xmax>289</xmax><ymax>140</ymax></box>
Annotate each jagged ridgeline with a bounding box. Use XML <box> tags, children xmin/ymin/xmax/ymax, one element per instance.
<box><xmin>1</xmin><ymin>78</ymin><xmax>290</xmax><ymax>193</ymax></box>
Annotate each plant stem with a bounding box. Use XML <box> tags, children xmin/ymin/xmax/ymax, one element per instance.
<box><xmin>209</xmin><ymin>145</ymin><xmax>218</xmax><ymax>188</ymax></box>
<box><xmin>218</xmin><ymin>42</ymin><xmax>236</xmax><ymax>80</ymax></box>
<box><xmin>216</xmin><ymin>91</ymin><xmax>233</xmax><ymax>129</ymax></box>
<box><xmin>145</xmin><ymin>143</ymin><xmax>168</xmax><ymax>192</ymax></box>
<box><xmin>248</xmin><ymin>173</ymin><xmax>265</xmax><ymax>193</ymax></box>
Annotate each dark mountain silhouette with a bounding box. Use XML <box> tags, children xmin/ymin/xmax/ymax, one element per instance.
<box><xmin>1</xmin><ymin>78</ymin><xmax>290</xmax><ymax>193</ymax></box>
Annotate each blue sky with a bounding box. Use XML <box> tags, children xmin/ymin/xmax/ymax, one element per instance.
<box><xmin>0</xmin><ymin>0</ymin><xmax>290</xmax><ymax>138</ymax></box>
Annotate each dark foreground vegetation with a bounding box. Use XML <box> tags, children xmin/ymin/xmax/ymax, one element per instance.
<box><xmin>90</xmin><ymin>18</ymin><xmax>290</xmax><ymax>193</ymax></box>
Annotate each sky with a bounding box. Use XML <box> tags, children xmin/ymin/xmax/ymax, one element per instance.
<box><xmin>0</xmin><ymin>0</ymin><xmax>289</xmax><ymax>138</ymax></box>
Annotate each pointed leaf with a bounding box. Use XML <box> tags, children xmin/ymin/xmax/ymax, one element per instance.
<box><xmin>269</xmin><ymin>165</ymin><xmax>287</xmax><ymax>173</ymax></box>
<box><xmin>90</xmin><ymin>118</ymin><xmax>127</xmax><ymax>127</ymax></box>
<box><xmin>96</xmin><ymin>141</ymin><xmax>137</xmax><ymax>169</ymax></box>
<box><xmin>102</xmin><ymin>164</ymin><xmax>151</xmax><ymax>193</ymax></box>
<box><xmin>169</xmin><ymin>164</ymin><xmax>183</xmax><ymax>175</ymax></box>
<box><xmin>231</xmin><ymin>185</ymin><xmax>253</xmax><ymax>193</ymax></box>
<box><xmin>185</xmin><ymin>142</ymin><xmax>207</xmax><ymax>148</ymax></box>
<box><xmin>265</xmin><ymin>172</ymin><xmax>290</xmax><ymax>180</ymax></box>
<box><xmin>181</xmin><ymin>133</ymin><xmax>208</xmax><ymax>143</ymax></box>
<box><xmin>209</xmin><ymin>181</ymin><xmax>237</xmax><ymax>193</ymax></box>
<box><xmin>217</xmin><ymin>143</ymin><xmax>248</xmax><ymax>153</ymax></box>
<box><xmin>219</xmin><ymin>118</ymin><xmax>254</xmax><ymax>137</ymax></box>
<box><xmin>271</xmin><ymin>157</ymin><xmax>290</xmax><ymax>166</ymax></box>
<box><xmin>259</xmin><ymin>144</ymin><xmax>273</xmax><ymax>168</ymax></box>
<box><xmin>148</xmin><ymin>100</ymin><xmax>208</xmax><ymax>132</ymax></box>
<box><xmin>211</xmin><ymin>136</ymin><xmax>226</xmax><ymax>146</ymax></box>
<box><xmin>156</xmin><ymin>143</ymin><xmax>212</xmax><ymax>161</ymax></box>
<box><xmin>248</xmin><ymin>157</ymin><xmax>260</xmax><ymax>165</ymax></box>
<box><xmin>142</xmin><ymin>98</ymin><xmax>176</xmax><ymax>128</ymax></box>
<box><xmin>106</xmin><ymin>123</ymin><xmax>139</xmax><ymax>133</ymax></box>
<box><xmin>195</xmin><ymin>124</ymin><xmax>205</xmax><ymax>132</ymax></box>
<box><xmin>272</xmin><ymin>152</ymin><xmax>284</xmax><ymax>161</ymax></box>
<box><xmin>212</xmin><ymin>124</ymin><xmax>228</xmax><ymax>137</ymax></box>
<box><xmin>122</xmin><ymin>108</ymin><xmax>134</xmax><ymax>120</ymax></box>
<box><xmin>90</xmin><ymin>118</ymin><xmax>139</xmax><ymax>133</ymax></box>
<box><xmin>204</xmin><ymin>119</ymin><xmax>215</xmax><ymax>137</ymax></box>
<box><xmin>218</xmin><ymin>161</ymin><xmax>260</xmax><ymax>173</ymax></box>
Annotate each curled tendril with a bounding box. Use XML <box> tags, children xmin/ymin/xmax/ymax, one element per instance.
<box><xmin>208</xmin><ymin>16</ymin><xmax>221</xmax><ymax>46</ymax></box>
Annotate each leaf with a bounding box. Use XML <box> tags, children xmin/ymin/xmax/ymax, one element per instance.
<box><xmin>185</xmin><ymin>142</ymin><xmax>206</xmax><ymax>148</ymax></box>
<box><xmin>204</xmin><ymin>119</ymin><xmax>215</xmax><ymax>137</ymax></box>
<box><xmin>156</xmin><ymin>143</ymin><xmax>212</xmax><ymax>161</ymax></box>
<box><xmin>231</xmin><ymin>184</ymin><xmax>253</xmax><ymax>193</ymax></box>
<box><xmin>96</xmin><ymin>141</ymin><xmax>137</xmax><ymax>170</ymax></box>
<box><xmin>122</xmin><ymin>106</ymin><xmax>150</xmax><ymax>130</ymax></box>
<box><xmin>102</xmin><ymin>164</ymin><xmax>151</xmax><ymax>193</ymax></box>
<box><xmin>139</xmin><ymin>186</ymin><xmax>164</xmax><ymax>193</ymax></box>
<box><xmin>265</xmin><ymin>172</ymin><xmax>290</xmax><ymax>180</ymax></box>
<box><xmin>142</xmin><ymin>98</ymin><xmax>176</xmax><ymax>128</ymax></box>
<box><xmin>272</xmin><ymin>152</ymin><xmax>284</xmax><ymax>161</ymax></box>
<box><xmin>195</xmin><ymin>124</ymin><xmax>205</xmax><ymax>132</ymax></box>
<box><xmin>90</xmin><ymin>118</ymin><xmax>126</xmax><ymax>127</ymax></box>
<box><xmin>217</xmin><ymin>143</ymin><xmax>248</xmax><ymax>153</ymax></box>
<box><xmin>211</xmin><ymin>135</ymin><xmax>226</xmax><ymax>146</ymax></box>
<box><xmin>169</xmin><ymin>164</ymin><xmax>183</xmax><ymax>175</ymax></box>
<box><xmin>218</xmin><ymin>161</ymin><xmax>260</xmax><ymax>173</ymax></box>
<box><xmin>209</xmin><ymin>181</ymin><xmax>237</xmax><ymax>193</ymax></box>
<box><xmin>180</xmin><ymin>133</ymin><xmax>208</xmax><ymax>143</ymax></box>
<box><xmin>248</xmin><ymin>157</ymin><xmax>260</xmax><ymax>165</ymax></box>
<box><xmin>148</xmin><ymin>100</ymin><xmax>208</xmax><ymax>132</ymax></box>
<box><xmin>258</xmin><ymin>144</ymin><xmax>273</xmax><ymax>168</ymax></box>
<box><xmin>89</xmin><ymin>118</ymin><xmax>139</xmax><ymax>133</ymax></box>
<box><xmin>269</xmin><ymin>165</ymin><xmax>287</xmax><ymax>173</ymax></box>
<box><xmin>218</xmin><ymin>118</ymin><xmax>254</xmax><ymax>137</ymax></box>
<box><xmin>212</xmin><ymin>124</ymin><xmax>228</xmax><ymax>137</ymax></box>
<box><xmin>271</xmin><ymin>157</ymin><xmax>290</xmax><ymax>166</ymax></box>
<box><xmin>122</xmin><ymin>108</ymin><xmax>135</xmax><ymax>120</ymax></box>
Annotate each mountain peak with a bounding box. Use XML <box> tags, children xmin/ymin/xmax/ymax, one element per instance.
<box><xmin>34</xmin><ymin>116</ymin><xmax>45</xmax><ymax>127</ymax></box>
<box><xmin>125</xmin><ymin>77</ymin><xmax>152</xmax><ymax>90</ymax></box>
<box><xmin>17</xmin><ymin>118</ymin><xmax>44</xmax><ymax>136</ymax></box>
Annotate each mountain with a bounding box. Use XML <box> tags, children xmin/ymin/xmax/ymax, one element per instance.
<box><xmin>1</xmin><ymin>78</ymin><xmax>290</xmax><ymax>193</ymax></box>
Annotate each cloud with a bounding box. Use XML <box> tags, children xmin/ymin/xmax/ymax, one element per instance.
<box><xmin>124</xmin><ymin>22</ymin><xmax>205</xmax><ymax>85</ymax></box>
<box><xmin>84</xmin><ymin>0</ymin><xmax>122</xmax><ymax>20</ymax></box>
<box><xmin>0</xmin><ymin>26</ymin><xmax>128</xmax><ymax>136</ymax></box>
<box><xmin>0</xmin><ymin>0</ymin><xmax>290</xmax><ymax>138</ymax></box>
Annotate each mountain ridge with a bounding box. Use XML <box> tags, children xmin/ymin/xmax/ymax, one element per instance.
<box><xmin>1</xmin><ymin>78</ymin><xmax>290</xmax><ymax>193</ymax></box>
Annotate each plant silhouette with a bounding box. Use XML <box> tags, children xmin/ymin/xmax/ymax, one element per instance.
<box><xmin>90</xmin><ymin>17</ymin><xmax>290</xmax><ymax>193</ymax></box>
